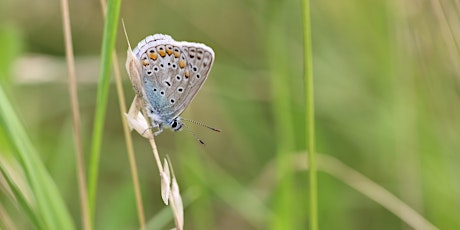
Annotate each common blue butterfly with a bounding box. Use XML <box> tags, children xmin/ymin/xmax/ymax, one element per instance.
<box><xmin>131</xmin><ymin>34</ymin><xmax>215</xmax><ymax>135</ymax></box>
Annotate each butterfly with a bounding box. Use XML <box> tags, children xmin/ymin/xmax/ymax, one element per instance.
<box><xmin>130</xmin><ymin>34</ymin><xmax>215</xmax><ymax>136</ymax></box>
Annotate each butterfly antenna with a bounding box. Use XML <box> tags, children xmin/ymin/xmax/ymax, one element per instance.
<box><xmin>121</xmin><ymin>18</ymin><xmax>132</xmax><ymax>50</ymax></box>
<box><xmin>181</xmin><ymin>122</ymin><xmax>206</xmax><ymax>145</ymax></box>
<box><xmin>182</xmin><ymin>118</ymin><xmax>221</xmax><ymax>132</ymax></box>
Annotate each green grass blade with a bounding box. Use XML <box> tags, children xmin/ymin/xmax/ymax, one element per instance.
<box><xmin>0</xmin><ymin>163</ymin><xmax>45</xmax><ymax>229</ymax></box>
<box><xmin>87</xmin><ymin>0</ymin><xmax>122</xmax><ymax>220</ymax></box>
<box><xmin>301</xmin><ymin>0</ymin><xmax>317</xmax><ymax>229</ymax></box>
<box><xmin>0</xmin><ymin>85</ymin><xmax>75</xmax><ymax>230</ymax></box>
<box><xmin>266</xmin><ymin>2</ymin><xmax>296</xmax><ymax>229</ymax></box>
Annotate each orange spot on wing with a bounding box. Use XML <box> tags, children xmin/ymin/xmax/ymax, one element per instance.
<box><xmin>158</xmin><ymin>50</ymin><xmax>166</xmax><ymax>57</ymax></box>
<box><xmin>179</xmin><ymin>60</ymin><xmax>186</xmax><ymax>68</ymax></box>
<box><xmin>174</xmin><ymin>52</ymin><xmax>180</xmax><ymax>58</ymax></box>
<box><xmin>149</xmin><ymin>53</ymin><xmax>157</xmax><ymax>60</ymax></box>
<box><xmin>166</xmin><ymin>49</ymin><xmax>173</xmax><ymax>55</ymax></box>
<box><xmin>185</xmin><ymin>70</ymin><xmax>190</xmax><ymax>78</ymax></box>
<box><xmin>142</xmin><ymin>60</ymin><xmax>149</xmax><ymax>66</ymax></box>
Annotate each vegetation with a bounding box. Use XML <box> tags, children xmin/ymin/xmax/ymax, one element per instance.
<box><xmin>0</xmin><ymin>0</ymin><xmax>459</xmax><ymax>229</ymax></box>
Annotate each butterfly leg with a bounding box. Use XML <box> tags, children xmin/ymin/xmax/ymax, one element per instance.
<box><xmin>154</xmin><ymin>124</ymin><xmax>164</xmax><ymax>136</ymax></box>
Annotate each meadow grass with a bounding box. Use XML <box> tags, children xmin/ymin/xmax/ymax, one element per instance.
<box><xmin>1</xmin><ymin>0</ymin><xmax>459</xmax><ymax>229</ymax></box>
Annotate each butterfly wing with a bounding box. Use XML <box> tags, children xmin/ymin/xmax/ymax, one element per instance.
<box><xmin>168</xmin><ymin>41</ymin><xmax>214</xmax><ymax>118</ymax></box>
<box><xmin>133</xmin><ymin>34</ymin><xmax>214</xmax><ymax>124</ymax></box>
<box><xmin>134</xmin><ymin>34</ymin><xmax>178</xmax><ymax>123</ymax></box>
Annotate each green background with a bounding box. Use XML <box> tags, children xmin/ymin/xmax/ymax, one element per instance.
<box><xmin>0</xmin><ymin>0</ymin><xmax>459</xmax><ymax>229</ymax></box>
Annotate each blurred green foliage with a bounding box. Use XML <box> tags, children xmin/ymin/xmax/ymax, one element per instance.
<box><xmin>1</xmin><ymin>0</ymin><xmax>460</xmax><ymax>229</ymax></box>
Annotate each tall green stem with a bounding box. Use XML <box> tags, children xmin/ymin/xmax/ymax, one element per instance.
<box><xmin>301</xmin><ymin>0</ymin><xmax>317</xmax><ymax>229</ymax></box>
<box><xmin>87</xmin><ymin>0</ymin><xmax>121</xmax><ymax>222</ymax></box>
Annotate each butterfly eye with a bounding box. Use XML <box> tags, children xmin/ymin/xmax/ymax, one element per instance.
<box><xmin>171</xmin><ymin>120</ymin><xmax>178</xmax><ymax>128</ymax></box>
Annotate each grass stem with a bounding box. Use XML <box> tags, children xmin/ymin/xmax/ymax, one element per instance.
<box><xmin>60</xmin><ymin>0</ymin><xmax>90</xmax><ymax>228</ymax></box>
<box><xmin>301</xmin><ymin>0</ymin><xmax>318</xmax><ymax>229</ymax></box>
<box><xmin>88</xmin><ymin>0</ymin><xmax>121</xmax><ymax>222</ymax></box>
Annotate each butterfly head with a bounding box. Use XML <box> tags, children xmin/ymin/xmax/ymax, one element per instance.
<box><xmin>169</xmin><ymin>117</ymin><xmax>183</xmax><ymax>132</ymax></box>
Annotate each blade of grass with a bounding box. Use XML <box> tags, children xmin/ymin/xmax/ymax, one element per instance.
<box><xmin>60</xmin><ymin>0</ymin><xmax>90</xmax><ymax>228</ymax></box>
<box><xmin>266</xmin><ymin>1</ymin><xmax>296</xmax><ymax>229</ymax></box>
<box><xmin>113</xmin><ymin>52</ymin><xmax>146</xmax><ymax>229</ymax></box>
<box><xmin>0</xmin><ymin>85</ymin><xmax>75</xmax><ymax>230</ymax></box>
<box><xmin>113</xmin><ymin>20</ymin><xmax>146</xmax><ymax>229</ymax></box>
<box><xmin>185</xmin><ymin>154</ymin><xmax>271</xmax><ymax>228</ymax></box>
<box><xmin>315</xmin><ymin>154</ymin><xmax>438</xmax><ymax>230</ymax></box>
<box><xmin>301</xmin><ymin>0</ymin><xmax>317</xmax><ymax>229</ymax></box>
<box><xmin>253</xmin><ymin>153</ymin><xmax>439</xmax><ymax>230</ymax></box>
<box><xmin>0</xmin><ymin>161</ymin><xmax>45</xmax><ymax>229</ymax></box>
<box><xmin>177</xmin><ymin>137</ymin><xmax>216</xmax><ymax>229</ymax></box>
<box><xmin>87</xmin><ymin>0</ymin><xmax>122</xmax><ymax>221</ymax></box>
<box><xmin>96</xmin><ymin>4</ymin><xmax>146</xmax><ymax>230</ymax></box>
